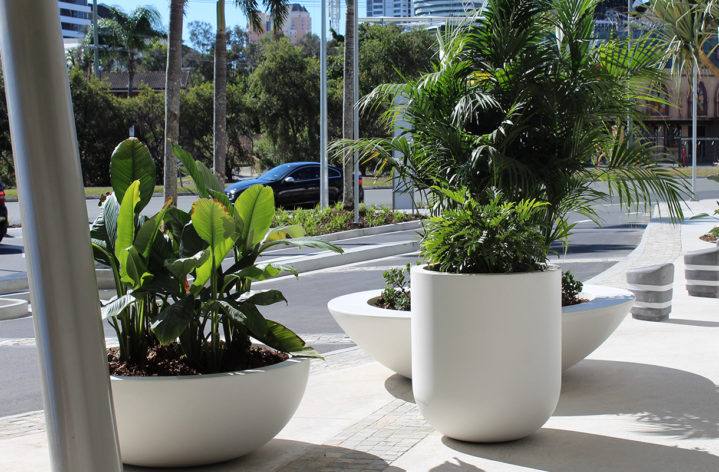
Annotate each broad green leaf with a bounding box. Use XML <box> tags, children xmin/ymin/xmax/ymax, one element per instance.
<box><xmin>165</xmin><ymin>250</ymin><xmax>209</xmax><ymax>280</ymax></box>
<box><xmin>172</xmin><ymin>143</ymin><xmax>208</xmax><ymax>198</ymax></box>
<box><xmin>221</xmin><ymin>263</ymin><xmax>296</xmax><ymax>292</ymax></box>
<box><xmin>260</xmin><ymin>237</ymin><xmax>343</xmax><ymax>254</ymax></box>
<box><xmin>233</xmin><ymin>301</ymin><xmax>269</xmax><ymax>338</ymax></box>
<box><xmin>195</xmin><ymin>161</ymin><xmax>224</xmax><ymax>194</ymax></box>
<box><xmin>115</xmin><ymin>181</ymin><xmax>140</xmax><ymax>270</ymax></box>
<box><xmin>190</xmin><ymin>199</ymin><xmax>236</xmax><ymax>290</ymax></box>
<box><xmin>110</xmin><ymin>138</ymin><xmax>155</xmax><ymax>212</ymax></box>
<box><xmin>191</xmin><ymin>199</ymin><xmax>235</xmax><ymax>246</ymax></box>
<box><xmin>209</xmin><ymin>189</ymin><xmax>234</xmax><ymax>216</ymax></box>
<box><xmin>266</xmin><ymin>225</ymin><xmax>306</xmax><ymax>241</ymax></box>
<box><xmin>151</xmin><ymin>296</ymin><xmax>195</xmax><ymax>345</ymax></box>
<box><xmin>257</xmin><ymin>320</ymin><xmax>322</xmax><ymax>358</ymax></box>
<box><xmin>247</xmin><ymin>289</ymin><xmax>287</xmax><ymax>306</ymax></box>
<box><xmin>164</xmin><ymin>206</ymin><xmax>191</xmax><ymax>243</ymax></box>
<box><xmin>235</xmin><ymin>185</ymin><xmax>275</xmax><ymax>248</ymax></box>
<box><xmin>100</xmin><ymin>294</ymin><xmax>137</xmax><ymax>320</ymax></box>
<box><xmin>134</xmin><ymin>199</ymin><xmax>171</xmax><ymax>258</ymax></box>
<box><xmin>120</xmin><ymin>246</ymin><xmax>152</xmax><ymax>288</ymax></box>
<box><xmin>100</xmin><ymin>194</ymin><xmax>120</xmax><ymax>252</ymax></box>
<box><xmin>179</xmin><ymin>223</ymin><xmax>206</xmax><ymax>258</ymax></box>
<box><xmin>91</xmin><ymin>242</ymin><xmax>114</xmax><ymax>269</ymax></box>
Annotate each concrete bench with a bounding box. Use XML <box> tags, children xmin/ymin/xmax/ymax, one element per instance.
<box><xmin>626</xmin><ymin>263</ymin><xmax>674</xmax><ymax>321</ymax></box>
<box><xmin>684</xmin><ymin>247</ymin><xmax>719</xmax><ymax>298</ymax></box>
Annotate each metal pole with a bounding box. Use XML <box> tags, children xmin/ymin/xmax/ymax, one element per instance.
<box><xmin>93</xmin><ymin>0</ymin><xmax>99</xmax><ymax>78</ymax></box>
<box><xmin>0</xmin><ymin>2</ymin><xmax>122</xmax><ymax>471</ymax></box>
<box><xmin>353</xmin><ymin>0</ymin><xmax>360</xmax><ymax>224</ymax></box>
<box><xmin>320</xmin><ymin>0</ymin><xmax>329</xmax><ymax>208</ymax></box>
<box><xmin>692</xmin><ymin>62</ymin><xmax>698</xmax><ymax>201</ymax></box>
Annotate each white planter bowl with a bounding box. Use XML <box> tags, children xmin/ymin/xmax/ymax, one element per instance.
<box><xmin>410</xmin><ymin>264</ymin><xmax>561</xmax><ymax>442</ymax></box>
<box><xmin>328</xmin><ymin>290</ymin><xmax>411</xmax><ymax>378</ymax></box>
<box><xmin>562</xmin><ymin>285</ymin><xmax>634</xmax><ymax>369</ymax></box>
<box><xmin>111</xmin><ymin>358</ymin><xmax>309</xmax><ymax>467</ymax></box>
<box><xmin>327</xmin><ymin>284</ymin><xmax>633</xmax><ymax>378</ymax></box>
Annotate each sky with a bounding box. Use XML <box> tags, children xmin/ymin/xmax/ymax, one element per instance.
<box><xmin>115</xmin><ymin>0</ymin><xmax>366</xmax><ymax>45</ymax></box>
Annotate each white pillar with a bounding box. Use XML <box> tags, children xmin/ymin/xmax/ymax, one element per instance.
<box><xmin>0</xmin><ymin>1</ymin><xmax>122</xmax><ymax>470</ymax></box>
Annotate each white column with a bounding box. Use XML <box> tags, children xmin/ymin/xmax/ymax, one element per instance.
<box><xmin>0</xmin><ymin>1</ymin><xmax>122</xmax><ymax>470</ymax></box>
<box><xmin>691</xmin><ymin>62</ymin><xmax>698</xmax><ymax>201</ymax></box>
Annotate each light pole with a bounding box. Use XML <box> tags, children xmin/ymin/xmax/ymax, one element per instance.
<box><xmin>319</xmin><ymin>0</ymin><xmax>329</xmax><ymax>208</ymax></box>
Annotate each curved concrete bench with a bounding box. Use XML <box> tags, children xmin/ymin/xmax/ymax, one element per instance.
<box><xmin>626</xmin><ymin>263</ymin><xmax>674</xmax><ymax>321</ymax></box>
<box><xmin>685</xmin><ymin>247</ymin><xmax>719</xmax><ymax>298</ymax></box>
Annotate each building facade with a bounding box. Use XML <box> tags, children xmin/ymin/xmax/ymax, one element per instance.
<box><xmin>413</xmin><ymin>0</ymin><xmax>483</xmax><ymax>18</ymax></box>
<box><xmin>58</xmin><ymin>0</ymin><xmax>91</xmax><ymax>39</ymax></box>
<box><xmin>247</xmin><ymin>4</ymin><xmax>312</xmax><ymax>44</ymax></box>
<box><xmin>366</xmin><ymin>0</ymin><xmax>413</xmax><ymax>18</ymax></box>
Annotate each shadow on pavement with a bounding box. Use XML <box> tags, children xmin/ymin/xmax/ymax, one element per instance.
<box><xmin>559</xmin><ymin>360</ymin><xmax>719</xmax><ymax>439</ymax></box>
<box><xmin>123</xmin><ymin>440</ymin><xmax>404</xmax><ymax>472</ymax></box>
<box><xmin>442</xmin><ymin>428</ymin><xmax>719</xmax><ymax>472</ymax></box>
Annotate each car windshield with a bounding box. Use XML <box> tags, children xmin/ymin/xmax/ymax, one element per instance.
<box><xmin>257</xmin><ymin>164</ymin><xmax>294</xmax><ymax>181</ymax></box>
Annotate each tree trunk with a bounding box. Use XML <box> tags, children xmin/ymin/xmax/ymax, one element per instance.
<box><xmin>213</xmin><ymin>0</ymin><xmax>227</xmax><ymax>185</ymax></box>
<box><xmin>163</xmin><ymin>0</ymin><xmax>184</xmax><ymax>206</ymax></box>
<box><xmin>341</xmin><ymin>0</ymin><xmax>355</xmax><ymax>210</ymax></box>
<box><xmin>128</xmin><ymin>52</ymin><xmax>135</xmax><ymax>97</ymax></box>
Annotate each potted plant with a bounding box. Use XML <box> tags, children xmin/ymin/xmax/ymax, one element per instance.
<box><xmin>91</xmin><ymin>138</ymin><xmax>342</xmax><ymax>467</ymax></box>
<box><xmin>328</xmin><ymin>268</ymin><xmax>635</xmax><ymax>378</ymax></box>
<box><xmin>328</xmin><ymin>264</ymin><xmax>413</xmax><ymax>378</ymax></box>
<box><xmin>408</xmin><ymin>189</ymin><xmax>560</xmax><ymax>442</ymax></box>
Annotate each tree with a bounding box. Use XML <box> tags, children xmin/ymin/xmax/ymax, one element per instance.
<box><xmin>249</xmin><ymin>38</ymin><xmax>320</xmax><ymax>165</ymax></box>
<box><xmin>214</xmin><ymin>0</ymin><xmax>289</xmax><ymax>183</ymax></box>
<box><xmin>92</xmin><ymin>6</ymin><xmax>163</xmax><ymax>96</ymax></box>
<box><xmin>164</xmin><ymin>0</ymin><xmax>186</xmax><ymax>205</ymax></box>
<box><xmin>341</xmin><ymin>0</ymin><xmax>357</xmax><ymax>209</ymax></box>
<box><xmin>338</xmin><ymin>0</ymin><xmax>687</xmax><ymax>245</ymax></box>
<box><xmin>644</xmin><ymin>0</ymin><xmax>719</xmax><ymax>199</ymax></box>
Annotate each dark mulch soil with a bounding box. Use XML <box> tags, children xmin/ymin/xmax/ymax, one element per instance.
<box><xmin>108</xmin><ymin>344</ymin><xmax>288</xmax><ymax>377</ymax></box>
<box><xmin>562</xmin><ymin>296</ymin><xmax>589</xmax><ymax>307</ymax></box>
<box><xmin>700</xmin><ymin>233</ymin><xmax>718</xmax><ymax>243</ymax></box>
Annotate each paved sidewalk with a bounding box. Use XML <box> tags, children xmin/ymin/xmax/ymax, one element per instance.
<box><xmin>1</xmin><ymin>200</ymin><xmax>718</xmax><ymax>471</ymax></box>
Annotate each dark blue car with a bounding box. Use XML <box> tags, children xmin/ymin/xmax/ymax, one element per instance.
<box><xmin>224</xmin><ymin>162</ymin><xmax>364</xmax><ymax>207</ymax></box>
<box><xmin>0</xmin><ymin>179</ymin><xmax>7</xmax><ymax>243</ymax></box>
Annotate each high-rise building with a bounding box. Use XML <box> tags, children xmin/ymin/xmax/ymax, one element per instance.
<box><xmin>413</xmin><ymin>0</ymin><xmax>483</xmax><ymax>18</ymax></box>
<box><xmin>366</xmin><ymin>0</ymin><xmax>413</xmax><ymax>18</ymax></box>
<box><xmin>247</xmin><ymin>4</ymin><xmax>312</xmax><ymax>44</ymax></box>
<box><xmin>58</xmin><ymin>0</ymin><xmax>92</xmax><ymax>39</ymax></box>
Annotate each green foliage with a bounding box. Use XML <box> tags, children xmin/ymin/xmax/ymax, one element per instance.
<box><xmin>272</xmin><ymin>203</ymin><xmax>416</xmax><ymax>236</ymax></box>
<box><xmin>378</xmin><ymin>263</ymin><xmax>412</xmax><ymax>311</ymax></box>
<box><xmin>69</xmin><ymin>70</ymin><xmax>130</xmax><ymax>186</ymax></box>
<box><xmin>421</xmin><ymin>190</ymin><xmax>549</xmax><ymax>274</ymax></box>
<box><xmin>561</xmin><ymin>271</ymin><xmax>584</xmax><ymax>307</ymax></box>
<box><xmin>92</xmin><ymin>138</ymin><xmax>343</xmax><ymax>372</ymax></box>
<box><xmin>337</xmin><ymin>0</ymin><xmax>688</xmax><ymax>249</ymax></box>
<box><xmin>0</xmin><ymin>66</ymin><xmax>13</xmax><ymax>185</ymax></box>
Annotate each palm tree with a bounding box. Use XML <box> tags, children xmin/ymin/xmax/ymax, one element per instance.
<box><xmin>214</xmin><ymin>0</ymin><xmax>289</xmax><ymax>184</ymax></box>
<box><xmin>342</xmin><ymin>0</ymin><xmax>357</xmax><ymax>209</ymax></box>
<box><xmin>334</xmin><ymin>0</ymin><xmax>688</xmax><ymax>246</ymax></box>
<box><xmin>164</xmin><ymin>0</ymin><xmax>186</xmax><ymax>205</ymax></box>
<box><xmin>92</xmin><ymin>6</ymin><xmax>163</xmax><ymax>97</ymax></box>
<box><xmin>644</xmin><ymin>0</ymin><xmax>719</xmax><ymax>198</ymax></box>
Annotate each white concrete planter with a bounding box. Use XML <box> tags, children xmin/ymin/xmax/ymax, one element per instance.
<box><xmin>562</xmin><ymin>285</ymin><xmax>634</xmax><ymax>369</ymax></box>
<box><xmin>111</xmin><ymin>358</ymin><xmax>309</xmax><ymax>467</ymax></box>
<box><xmin>411</xmin><ymin>264</ymin><xmax>561</xmax><ymax>442</ymax></box>
<box><xmin>328</xmin><ymin>285</ymin><xmax>633</xmax><ymax>379</ymax></box>
<box><xmin>328</xmin><ymin>289</ymin><xmax>412</xmax><ymax>378</ymax></box>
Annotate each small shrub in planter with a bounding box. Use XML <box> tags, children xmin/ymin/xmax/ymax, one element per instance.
<box><xmin>375</xmin><ymin>263</ymin><xmax>412</xmax><ymax>311</ymax></box>
<box><xmin>561</xmin><ymin>270</ymin><xmax>586</xmax><ymax>307</ymax></box>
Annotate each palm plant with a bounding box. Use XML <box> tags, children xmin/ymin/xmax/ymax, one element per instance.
<box><xmin>214</xmin><ymin>0</ymin><xmax>289</xmax><ymax>183</ymax></box>
<box><xmin>643</xmin><ymin>0</ymin><xmax>719</xmax><ymax>199</ymax></box>
<box><xmin>89</xmin><ymin>6</ymin><xmax>164</xmax><ymax>97</ymax></box>
<box><xmin>334</xmin><ymin>0</ymin><xmax>688</xmax><ymax>247</ymax></box>
<box><xmin>164</xmin><ymin>0</ymin><xmax>186</xmax><ymax>205</ymax></box>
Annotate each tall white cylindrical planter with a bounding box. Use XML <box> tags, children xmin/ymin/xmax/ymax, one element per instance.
<box><xmin>411</xmin><ymin>265</ymin><xmax>561</xmax><ymax>442</ymax></box>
